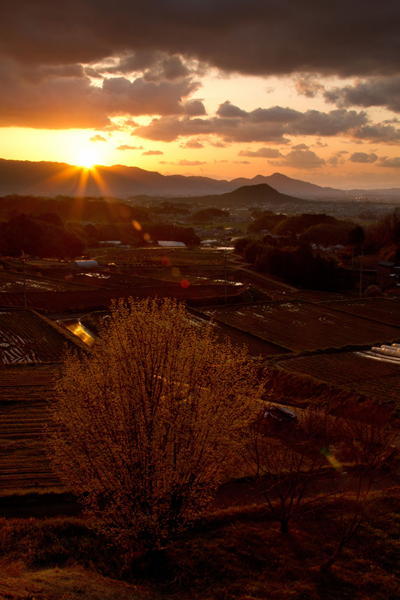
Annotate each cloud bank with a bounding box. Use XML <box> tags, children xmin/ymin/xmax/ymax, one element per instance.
<box><xmin>2</xmin><ymin>2</ymin><xmax>400</xmax><ymax>77</ymax></box>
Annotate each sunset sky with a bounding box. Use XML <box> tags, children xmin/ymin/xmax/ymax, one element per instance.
<box><xmin>2</xmin><ymin>1</ymin><xmax>400</xmax><ymax>188</ymax></box>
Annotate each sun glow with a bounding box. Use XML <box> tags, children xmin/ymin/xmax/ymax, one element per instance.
<box><xmin>74</xmin><ymin>147</ymin><xmax>100</xmax><ymax>169</ymax></box>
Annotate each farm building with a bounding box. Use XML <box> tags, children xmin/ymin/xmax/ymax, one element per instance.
<box><xmin>377</xmin><ymin>261</ymin><xmax>400</xmax><ymax>289</ymax></box>
<box><xmin>98</xmin><ymin>240</ymin><xmax>123</xmax><ymax>247</ymax></box>
<box><xmin>0</xmin><ymin>308</ymin><xmax>87</xmax><ymax>365</ymax></box>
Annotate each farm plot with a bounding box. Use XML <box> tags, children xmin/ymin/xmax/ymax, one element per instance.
<box><xmin>276</xmin><ymin>351</ymin><xmax>400</xmax><ymax>407</ymax></box>
<box><xmin>91</xmin><ymin>246</ymin><xmax>228</xmax><ymax>267</ymax></box>
<box><xmin>189</xmin><ymin>311</ymin><xmax>289</xmax><ymax>357</ymax></box>
<box><xmin>0</xmin><ymin>281</ymin><xmax>247</xmax><ymax>313</ymax></box>
<box><xmin>324</xmin><ymin>298</ymin><xmax>400</xmax><ymax>327</ymax></box>
<box><xmin>201</xmin><ymin>301</ymin><xmax>400</xmax><ymax>352</ymax></box>
<box><xmin>232</xmin><ymin>268</ymin><xmax>298</xmax><ymax>301</ymax></box>
<box><xmin>0</xmin><ymin>365</ymin><xmax>61</xmax><ymax>494</ymax></box>
<box><xmin>0</xmin><ymin>271</ymin><xmax>69</xmax><ymax>293</ymax></box>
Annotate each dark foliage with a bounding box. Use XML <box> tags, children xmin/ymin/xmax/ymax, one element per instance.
<box><xmin>237</xmin><ymin>237</ymin><xmax>352</xmax><ymax>291</ymax></box>
<box><xmin>0</xmin><ymin>213</ymin><xmax>85</xmax><ymax>258</ymax></box>
<box><xmin>0</xmin><ymin>194</ymin><xmax>150</xmax><ymax>224</ymax></box>
<box><xmin>364</xmin><ymin>210</ymin><xmax>400</xmax><ymax>254</ymax></box>
<box><xmin>0</xmin><ymin>491</ymin><xmax>399</xmax><ymax>599</ymax></box>
<box><xmin>274</xmin><ymin>213</ymin><xmax>337</xmax><ymax>237</ymax></box>
<box><xmin>192</xmin><ymin>208</ymin><xmax>230</xmax><ymax>222</ymax></box>
<box><xmin>300</xmin><ymin>222</ymin><xmax>358</xmax><ymax>246</ymax></box>
<box><xmin>248</xmin><ymin>211</ymin><xmax>286</xmax><ymax>233</ymax></box>
<box><xmin>233</xmin><ymin>237</ymin><xmax>251</xmax><ymax>254</ymax></box>
<box><xmin>151</xmin><ymin>201</ymin><xmax>190</xmax><ymax>215</ymax></box>
<box><xmin>146</xmin><ymin>223</ymin><xmax>200</xmax><ymax>245</ymax></box>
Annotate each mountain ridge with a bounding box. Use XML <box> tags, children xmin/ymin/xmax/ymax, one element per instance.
<box><xmin>0</xmin><ymin>158</ymin><xmax>399</xmax><ymax>200</ymax></box>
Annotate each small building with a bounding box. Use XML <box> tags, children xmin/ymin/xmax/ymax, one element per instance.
<box><xmin>98</xmin><ymin>240</ymin><xmax>123</xmax><ymax>247</ymax></box>
<box><xmin>201</xmin><ymin>239</ymin><xmax>219</xmax><ymax>247</ymax></box>
<box><xmin>74</xmin><ymin>259</ymin><xmax>98</xmax><ymax>269</ymax></box>
<box><xmin>157</xmin><ymin>240</ymin><xmax>186</xmax><ymax>248</ymax></box>
<box><xmin>377</xmin><ymin>261</ymin><xmax>400</xmax><ymax>289</ymax></box>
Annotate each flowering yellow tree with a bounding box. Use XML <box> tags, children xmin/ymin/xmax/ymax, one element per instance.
<box><xmin>50</xmin><ymin>298</ymin><xmax>262</xmax><ymax>550</ymax></box>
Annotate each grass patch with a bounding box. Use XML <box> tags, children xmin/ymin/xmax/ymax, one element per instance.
<box><xmin>0</xmin><ymin>490</ymin><xmax>399</xmax><ymax>599</ymax></box>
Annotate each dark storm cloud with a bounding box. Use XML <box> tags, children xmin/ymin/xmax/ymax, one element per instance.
<box><xmin>327</xmin><ymin>152</ymin><xmax>346</xmax><ymax>167</ymax></box>
<box><xmin>134</xmin><ymin>115</ymin><xmax>290</xmax><ymax>143</ymax></box>
<box><xmin>294</xmin><ymin>75</ymin><xmax>325</xmax><ymax>98</ymax></box>
<box><xmin>217</xmin><ymin>102</ymin><xmax>248</xmax><ymax>118</ymax></box>
<box><xmin>238</xmin><ymin>147</ymin><xmax>283</xmax><ymax>158</ymax></box>
<box><xmin>104</xmin><ymin>52</ymin><xmax>191</xmax><ymax>82</ymax></box>
<box><xmin>102</xmin><ymin>51</ymin><xmax>162</xmax><ymax>75</ymax></box>
<box><xmin>134</xmin><ymin>105</ymin><xmax>367</xmax><ymax>143</ymax></box>
<box><xmin>352</xmin><ymin>124</ymin><xmax>400</xmax><ymax>143</ymax></box>
<box><xmin>291</xmin><ymin>143</ymin><xmax>309</xmax><ymax>150</ymax></box>
<box><xmin>379</xmin><ymin>157</ymin><xmax>400</xmax><ymax>168</ymax></box>
<box><xmin>273</xmin><ymin>149</ymin><xmax>326</xmax><ymax>169</ymax></box>
<box><xmin>2</xmin><ymin>2</ymin><xmax>400</xmax><ymax>77</ymax></box>
<box><xmin>183</xmin><ymin>99</ymin><xmax>207</xmax><ymax>116</ymax></box>
<box><xmin>350</xmin><ymin>152</ymin><xmax>378</xmax><ymax>163</ymax></box>
<box><xmin>146</xmin><ymin>55</ymin><xmax>191</xmax><ymax>81</ymax></box>
<box><xmin>180</xmin><ymin>140</ymin><xmax>204</xmax><ymax>148</ymax></box>
<box><xmin>325</xmin><ymin>76</ymin><xmax>400</xmax><ymax>113</ymax></box>
<box><xmin>288</xmin><ymin>109</ymin><xmax>367</xmax><ymax>136</ymax></box>
<box><xmin>0</xmin><ymin>58</ymin><xmax>198</xmax><ymax>127</ymax></box>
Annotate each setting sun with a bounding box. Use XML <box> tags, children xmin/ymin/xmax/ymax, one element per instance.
<box><xmin>74</xmin><ymin>147</ymin><xmax>99</xmax><ymax>169</ymax></box>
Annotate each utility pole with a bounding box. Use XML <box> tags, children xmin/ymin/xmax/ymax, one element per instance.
<box><xmin>22</xmin><ymin>250</ymin><xmax>28</xmax><ymax>309</ymax></box>
<box><xmin>224</xmin><ymin>249</ymin><xmax>228</xmax><ymax>304</ymax></box>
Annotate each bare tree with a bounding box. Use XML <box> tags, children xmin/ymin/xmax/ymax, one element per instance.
<box><xmin>320</xmin><ymin>419</ymin><xmax>398</xmax><ymax>572</ymax></box>
<box><xmin>247</xmin><ymin>408</ymin><xmax>329</xmax><ymax>534</ymax></box>
<box><xmin>49</xmin><ymin>298</ymin><xmax>262</xmax><ymax>551</ymax></box>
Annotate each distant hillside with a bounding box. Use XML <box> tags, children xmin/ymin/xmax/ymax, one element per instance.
<box><xmin>0</xmin><ymin>157</ymin><xmax>399</xmax><ymax>200</ymax></box>
<box><xmin>0</xmin><ymin>159</ymin><xmax>229</xmax><ymax>197</ymax></box>
<box><xmin>242</xmin><ymin>173</ymin><xmax>346</xmax><ymax>199</ymax></box>
<box><xmin>158</xmin><ymin>183</ymin><xmax>306</xmax><ymax>209</ymax></box>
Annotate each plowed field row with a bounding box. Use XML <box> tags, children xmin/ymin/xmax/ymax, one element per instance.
<box><xmin>202</xmin><ymin>302</ymin><xmax>400</xmax><ymax>352</ymax></box>
<box><xmin>277</xmin><ymin>351</ymin><xmax>400</xmax><ymax>406</ymax></box>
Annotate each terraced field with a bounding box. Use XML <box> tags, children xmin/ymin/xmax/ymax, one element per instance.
<box><xmin>276</xmin><ymin>351</ymin><xmax>400</xmax><ymax>406</ymax></box>
<box><xmin>0</xmin><ymin>365</ymin><xmax>60</xmax><ymax>494</ymax></box>
<box><xmin>201</xmin><ymin>301</ymin><xmax>400</xmax><ymax>352</ymax></box>
<box><xmin>0</xmin><ymin>281</ymin><xmax>247</xmax><ymax>312</ymax></box>
<box><xmin>91</xmin><ymin>246</ymin><xmax>228</xmax><ymax>266</ymax></box>
<box><xmin>324</xmin><ymin>297</ymin><xmax>400</xmax><ymax>327</ymax></box>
